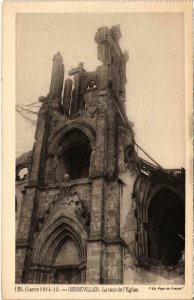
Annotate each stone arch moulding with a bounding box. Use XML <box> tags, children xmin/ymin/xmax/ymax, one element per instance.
<box><xmin>133</xmin><ymin>175</ymin><xmax>185</xmax><ymax>267</ymax></box>
<box><xmin>32</xmin><ymin>216</ymin><xmax>87</xmax><ymax>267</ymax></box>
<box><xmin>48</xmin><ymin>121</ymin><xmax>96</xmax><ymax>155</ymax></box>
<box><xmin>145</xmin><ymin>185</ymin><xmax>185</xmax><ymax>266</ymax></box>
<box><xmin>143</xmin><ymin>183</ymin><xmax>184</xmax><ymax>223</ymax></box>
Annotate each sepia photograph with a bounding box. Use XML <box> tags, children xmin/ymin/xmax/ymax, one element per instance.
<box><xmin>2</xmin><ymin>2</ymin><xmax>193</xmax><ymax>299</ymax></box>
<box><xmin>15</xmin><ymin>13</ymin><xmax>185</xmax><ymax>285</ymax></box>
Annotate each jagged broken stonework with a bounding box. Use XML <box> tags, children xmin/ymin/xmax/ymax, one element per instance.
<box><xmin>16</xmin><ymin>25</ymin><xmax>185</xmax><ymax>284</ymax></box>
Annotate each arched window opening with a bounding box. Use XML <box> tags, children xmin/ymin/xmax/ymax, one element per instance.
<box><xmin>147</xmin><ymin>189</ymin><xmax>184</xmax><ymax>266</ymax></box>
<box><xmin>16</xmin><ymin>167</ymin><xmax>29</xmax><ymax>181</ymax></box>
<box><xmin>55</xmin><ymin>129</ymin><xmax>92</xmax><ymax>181</ymax></box>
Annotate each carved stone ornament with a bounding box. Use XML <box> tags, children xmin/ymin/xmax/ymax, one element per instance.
<box><xmin>118</xmin><ymin>126</ymin><xmax>133</xmax><ymax>148</ymax></box>
<box><xmin>34</xmin><ymin>173</ymin><xmax>90</xmax><ymax>237</ymax></box>
<box><xmin>89</xmin><ymin>145</ymin><xmax>102</xmax><ymax>174</ymax></box>
<box><xmin>98</xmin><ymin>95</ymin><xmax>108</xmax><ymax>112</ymax></box>
<box><xmin>94</xmin><ymin>26</ymin><xmax>111</xmax><ymax>45</ymax></box>
<box><xmin>83</xmin><ymin>88</ymin><xmax>98</xmax><ymax>116</ymax></box>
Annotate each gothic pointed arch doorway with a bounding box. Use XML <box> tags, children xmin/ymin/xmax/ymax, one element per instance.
<box><xmin>133</xmin><ymin>169</ymin><xmax>185</xmax><ymax>269</ymax></box>
<box><xmin>29</xmin><ymin>217</ymin><xmax>87</xmax><ymax>284</ymax></box>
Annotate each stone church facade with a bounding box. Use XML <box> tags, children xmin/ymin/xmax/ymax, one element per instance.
<box><xmin>16</xmin><ymin>25</ymin><xmax>185</xmax><ymax>284</ymax></box>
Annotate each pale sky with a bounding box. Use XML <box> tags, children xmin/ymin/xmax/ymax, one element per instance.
<box><xmin>16</xmin><ymin>13</ymin><xmax>185</xmax><ymax>168</ymax></box>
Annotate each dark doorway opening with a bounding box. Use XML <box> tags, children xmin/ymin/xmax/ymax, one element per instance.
<box><xmin>147</xmin><ymin>189</ymin><xmax>184</xmax><ymax>266</ymax></box>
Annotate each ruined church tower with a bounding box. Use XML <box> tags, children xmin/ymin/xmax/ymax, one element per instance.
<box><xmin>16</xmin><ymin>25</ymin><xmax>185</xmax><ymax>285</ymax></box>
